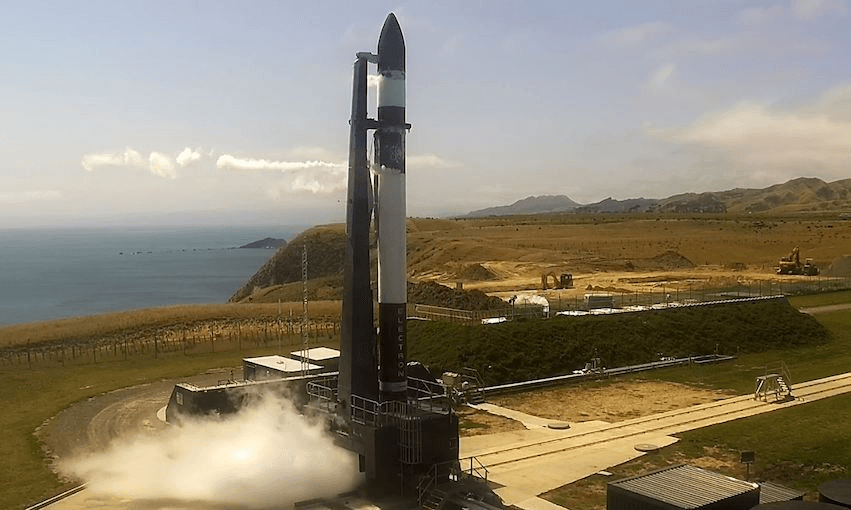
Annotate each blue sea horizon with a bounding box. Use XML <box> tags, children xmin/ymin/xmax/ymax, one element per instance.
<box><xmin>0</xmin><ymin>225</ymin><xmax>304</xmax><ymax>326</ymax></box>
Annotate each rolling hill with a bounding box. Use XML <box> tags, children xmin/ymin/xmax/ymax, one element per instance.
<box><xmin>464</xmin><ymin>177</ymin><xmax>851</xmax><ymax>217</ymax></box>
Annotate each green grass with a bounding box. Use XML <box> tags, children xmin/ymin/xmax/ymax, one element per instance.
<box><xmin>541</xmin><ymin>293</ymin><xmax>851</xmax><ymax>508</ymax></box>
<box><xmin>643</xmin><ymin>308</ymin><xmax>851</xmax><ymax>394</ymax></box>
<box><xmin>409</xmin><ymin>298</ymin><xmax>828</xmax><ymax>385</ymax></box>
<box><xmin>0</xmin><ymin>345</ymin><xmax>287</xmax><ymax>510</ymax></box>
<box><xmin>788</xmin><ymin>290</ymin><xmax>851</xmax><ymax>308</ymax></box>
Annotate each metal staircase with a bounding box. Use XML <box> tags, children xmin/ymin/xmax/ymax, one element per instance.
<box><xmin>461</xmin><ymin>367</ymin><xmax>486</xmax><ymax>404</ymax></box>
<box><xmin>754</xmin><ymin>361</ymin><xmax>793</xmax><ymax>401</ymax></box>
<box><xmin>421</xmin><ymin>487</ymin><xmax>448</xmax><ymax>510</ymax></box>
<box><xmin>416</xmin><ymin>457</ymin><xmax>489</xmax><ymax>510</ymax></box>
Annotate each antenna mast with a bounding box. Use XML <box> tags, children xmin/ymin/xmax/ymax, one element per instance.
<box><xmin>301</xmin><ymin>242</ymin><xmax>309</xmax><ymax>376</ymax></box>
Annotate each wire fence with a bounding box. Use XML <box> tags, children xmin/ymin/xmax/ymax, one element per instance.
<box><xmin>0</xmin><ymin>317</ymin><xmax>341</xmax><ymax>370</ymax></box>
<box><xmin>550</xmin><ymin>275</ymin><xmax>851</xmax><ymax>313</ymax></box>
<box><xmin>414</xmin><ymin>276</ymin><xmax>851</xmax><ymax>324</ymax></box>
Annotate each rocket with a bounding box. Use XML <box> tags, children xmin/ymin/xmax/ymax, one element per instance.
<box><xmin>339</xmin><ymin>13</ymin><xmax>408</xmax><ymax>414</ymax></box>
<box><xmin>375</xmin><ymin>13</ymin><xmax>408</xmax><ymax>402</ymax></box>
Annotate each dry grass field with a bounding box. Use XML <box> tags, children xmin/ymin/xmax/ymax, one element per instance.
<box><xmin>405</xmin><ymin>214</ymin><xmax>851</xmax><ymax>296</ymax></box>
<box><xmin>234</xmin><ymin>214</ymin><xmax>851</xmax><ymax>305</ymax></box>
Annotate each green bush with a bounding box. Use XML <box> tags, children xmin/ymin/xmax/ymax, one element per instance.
<box><xmin>408</xmin><ymin>298</ymin><xmax>828</xmax><ymax>385</ymax></box>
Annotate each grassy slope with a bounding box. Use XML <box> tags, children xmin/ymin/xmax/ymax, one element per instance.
<box><xmin>409</xmin><ymin>298</ymin><xmax>827</xmax><ymax>385</ymax></box>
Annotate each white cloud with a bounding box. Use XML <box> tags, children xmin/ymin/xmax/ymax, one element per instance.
<box><xmin>0</xmin><ymin>190</ymin><xmax>61</xmax><ymax>204</ymax></box>
<box><xmin>81</xmin><ymin>148</ymin><xmax>177</xmax><ymax>179</ymax></box>
<box><xmin>290</xmin><ymin>170</ymin><xmax>347</xmax><ymax>194</ymax></box>
<box><xmin>659</xmin><ymin>91</ymin><xmax>851</xmax><ymax>182</ymax></box>
<box><xmin>793</xmin><ymin>0</ymin><xmax>847</xmax><ymax>19</ymax></box>
<box><xmin>176</xmin><ymin>147</ymin><xmax>201</xmax><ymax>167</ymax></box>
<box><xmin>216</xmin><ymin>155</ymin><xmax>344</xmax><ymax>172</ymax></box>
<box><xmin>651</xmin><ymin>63</ymin><xmax>677</xmax><ymax>88</ymax></box>
<box><xmin>407</xmin><ymin>153</ymin><xmax>462</xmax><ymax>168</ymax></box>
<box><xmin>603</xmin><ymin>21</ymin><xmax>671</xmax><ymax>47</ymax></box>
<box><xmin>81</xmin><ymin>148</ymin><xmax>144</xmax><ymax>172</ymax></box>
<box><xmin>148</xmin><ymin>152</ymin><xmax>176</xmax><ymax>179</ymax></box>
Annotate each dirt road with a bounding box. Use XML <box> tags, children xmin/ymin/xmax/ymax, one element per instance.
<box><xmin>36</xmin><ymin>367</ymin><xmax>241</xmax><ymax>475</ymax></box>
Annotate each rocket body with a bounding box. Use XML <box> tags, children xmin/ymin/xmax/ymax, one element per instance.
<box><xmin>375</xmin><ymin>14</ymin><xmax>407</xmax><ymax>402</ymax></box>
<box><xmin>339</xmin><ymin>54</ymin><xmax>378</xmax><ymax>409</ymax></box>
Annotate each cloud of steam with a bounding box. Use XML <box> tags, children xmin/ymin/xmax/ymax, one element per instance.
<box><xmin>60</xmin><ymin>394</ymin><xmax>362</xmax><ymax>508</ymax></box>
<box><xmin>81</xmin><ymin>147</ymin><xmax>177</xmax><ymax>179</ymax></box>
<box><xmin>407</xmin><ymin>153</ymin><xmax>462</xmax><ymax>169</ymax></box>
<box><xmin>81</xmin><ymin>148</ymin><xmax>144</xmax><ymax>172</ymax></box>
<box><xmin>149</xmin><ymin>152</ymin><xmax>177</xmax><ymax>179</ymax></box>
<box><xmin>176</xmin><ymin>147</ymin><xmax>202</xmax><ymax>167</ymax></box>
<box><xmin>216</xmin><ymin>155</ymin><xmax>344</xmax><ymax>173</ymax></box>
<box><xmin>217</xmin><ymin>155</ymin><xmax>347</xmax><ymax>195</ymax></box>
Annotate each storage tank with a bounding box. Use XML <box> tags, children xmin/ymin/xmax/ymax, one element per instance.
<box><xmin>820</xmin><ymin>480</ymin><xmax>851</xmax><ymax>509</ymax></box>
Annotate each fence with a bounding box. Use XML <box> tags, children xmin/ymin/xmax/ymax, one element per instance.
<box><xmin>413</xmin><ymin>303</ymin><xmax>545</xmax><ymax>324</ymax></box>
<box><xmin>0</xmin><ymin>317</ymin><xmax>341</xmax><ymax>369</ymax></box>
<box><xmin>548</xmin><ymin>275</ymin><xmax>851</xmax><ymax>314</ymax></box>
<box><xmin>415</xmin><ymin>276</ymin><xmax>851</xmax><ymax>324</ymax></box>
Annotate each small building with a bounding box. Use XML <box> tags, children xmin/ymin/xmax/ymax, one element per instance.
<box><xmin>760</xmin><ymin>481</ymin><xmax>805</xmax><ymax>504</ymax></box>
<box><xmin>289</xmin><ymin>347</ymin><xmax>340</xmax><ymax>372</ymax></box>
<box><xmin>585</xmin><ymin>293</ymin><xmax>614</xmax><ymax>310</ymax></box>
<box><xmin>243</xmin><ymin>355</ymin><xmax>322</xmax><ymax>381</ymax></box>
<box><xmin>608</xmin><ymin>464</ymin><xmax>759</xmax><ymax>510</ymax></box>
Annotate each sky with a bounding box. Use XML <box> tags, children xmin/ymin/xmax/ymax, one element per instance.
<box><xmin>1</xmin><ymin>0</ymin><xmax>850</xmax><ymax>228</ymax></box>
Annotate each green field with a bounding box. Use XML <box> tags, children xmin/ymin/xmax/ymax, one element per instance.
<box><xmin>540</xmin><ymin>294</ymin><xmax>851</xmax><ymax>509</ymax></box>
<box><xmin>0</xmin><ymin>345</ymin><xmax>292</xmax><ymax>509</ymax></box>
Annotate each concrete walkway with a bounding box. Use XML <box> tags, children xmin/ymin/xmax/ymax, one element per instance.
<box><xmin>459</xmin><ymin>372</ymin><xmax>851</xmax><ymax>510</ymax></box>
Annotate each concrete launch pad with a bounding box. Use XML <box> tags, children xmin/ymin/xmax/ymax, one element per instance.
<box><xmin>40</xmin><ymin>372</ymin><xmax>851</xmax><ymax>510</ymax></box>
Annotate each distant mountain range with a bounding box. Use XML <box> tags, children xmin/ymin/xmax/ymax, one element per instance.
<box><xmin>462</xmin><ymin>177</ymin><xmax>851</xmax><ymax>217</ymax></box>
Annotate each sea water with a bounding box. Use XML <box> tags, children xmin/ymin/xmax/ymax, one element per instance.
<box><xmin>0</xmin><ymin>225</ymin><xmax>303</xmax><ymax>326</ymax></box>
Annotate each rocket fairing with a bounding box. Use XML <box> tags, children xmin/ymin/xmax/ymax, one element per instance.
<box><xmin>375</xmin><ymin>13</ymin><xmax>408</xmax><ymax>402</ymax></box>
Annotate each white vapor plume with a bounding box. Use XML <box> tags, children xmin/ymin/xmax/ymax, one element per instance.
<box><xmin>149</xmin><ymin>152</ymin><xmax>177</xmax><ymax>179</ymax></box>
<box><xmin>176</xmin><ymin>147</ymin><xmax>202</xmax><ymax>167</ymax></box>
<box><xmin>218</xmin><ymin>155</ymin><xmax>347</xmax><ymax>195</ymax></box>
<box><xmin>81</xmin><ymin>148</ymin><xmax>177</xmax><ymax>179</ymax></box>
<box><xmin>81</xmin><ymin>148</ymin><xmax>144</xmax><ymax>172</ymax></box>
<box><xmin>216</xmin><ymin>155</ymin><xmax>344</xmax><ymax>172</ymax></box>
<box><xmin>407</xmin><ymin>153</ymin><xmax>462</xmax><ymax>168</ymax></box>
<box><xmin>60</xmin><ymin>394</ymin><xmax>362</xmax><ymax>508</ymax></box>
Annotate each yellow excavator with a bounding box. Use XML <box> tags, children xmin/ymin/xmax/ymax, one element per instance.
<box><xmin>542</xmin><ymin>272</ymin><xmax>573</xmax><ymax>289</ymax></box>
<box><xmin>776</xmin><ymin>247</ymin><xmax>819</xmax><ymax>276</ymax></box>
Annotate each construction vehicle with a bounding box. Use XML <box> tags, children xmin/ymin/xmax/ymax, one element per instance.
<box><xmin>541</xmin><ymin>272</ymin><xmax>573</xmax><ymax>289</ymax></box>
<box><xmin>776</xmin><ymin>246</ymin><xmax>819</xmax><ymax>276</ymax></box>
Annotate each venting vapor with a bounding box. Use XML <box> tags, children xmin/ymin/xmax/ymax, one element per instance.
<box><xmin>60</xmin><ymin>394</ymin><xmax>362</xmax><ymax>509</ymax></box>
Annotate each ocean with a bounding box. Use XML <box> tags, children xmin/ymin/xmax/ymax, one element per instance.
<box><xmin>0</xmin><ymin>225</ymin><xmax>304</xmax><ymax>326</ymax></box>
